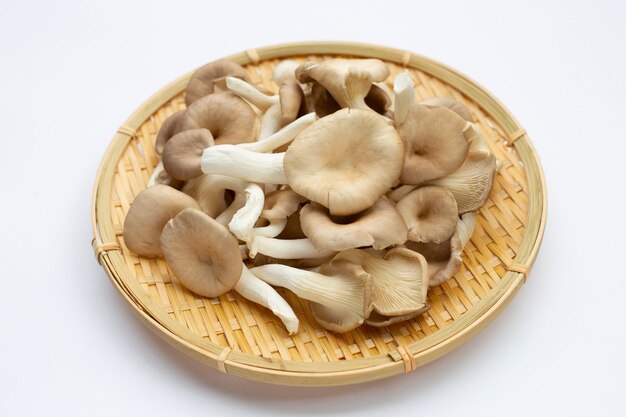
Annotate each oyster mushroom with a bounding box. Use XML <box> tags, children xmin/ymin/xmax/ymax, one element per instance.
<box><xmin>155</xmin><ymin>110</ymin><xmax>185</xmax><ymax>155</ymax></box>
<box><xmin>180</xmin><ymin>92</ymin><xmax>259</xmax><ymax>145</ymax></box>
<box><xmin>185</xmin><ymin>60</ymin><xmax>250</xmax><ymax>106</ymax></box>
<box><xmin>396</xmin><ymin>104</ymin><xmax>470</xmax><ymax>184</ymax></box>
<box><xmin>426</xmin><ymin>150</ymin><xmax>497</xmax><ymax>214</ymax></box>
<box><xmin>333</xmin><ymin>248</ymin><xmax>429</xmax><ymax>316</ymax></box>
<box><xmin>299</xmin><ymin>196</ymin><xmax>408</xmax><ymax>251</ymax></box>
<box><xmin>123</xmin><ymin>185</ymin><xmax>200</xmax><ymax>257</ymax></box>
<box><xmin>162</xmin><ymin>128</ymin><xmax>214</xmax><ymax>180</ymax></box>
<box><xmin>396</xmin><ymin>186</ymin><xmax>459</xmax><ymax>243</ymax></box>
<box><xmin>160</xmin><ymin>208</ymin><xmax>299</xmax><ymax>334</ymax></box>
<box><xmin>365</xmin><ymin>305</ymin><xmax>430</xmax><ymax>328</ymax></box>
<box><xmin>296</xmin><ymin>58</ymin><xmax>389</xmax><ymax>110</ymax></box>
<box><xmin>393</xmin><ymin>72</ymin><xmax>416</xmax><ymax>124</ymax></box>
<box><xmin>405</xmin><ymin>212</ymin><xmax>476</xmax><ymax>286</ymax></box>
<box><xmin>284</xmin><ymin>108</ymin><xmax>405</xmax><ymax>216</ymax></box>
<box><xmin>250</xmin><ymin>261</ymin><xmax>373</xmax><ymax>333</ymax></box>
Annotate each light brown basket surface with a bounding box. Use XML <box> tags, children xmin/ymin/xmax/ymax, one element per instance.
<box><xmin>92</xmin><ymin>42</ymin><xmax>546</xmax><ymax>386</ymax></box>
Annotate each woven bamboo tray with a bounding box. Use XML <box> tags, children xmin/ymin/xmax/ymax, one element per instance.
<box><xmin>91</xmin><ymin>41</ymin><xmax>546</xmax><ymax>386</ymax></box>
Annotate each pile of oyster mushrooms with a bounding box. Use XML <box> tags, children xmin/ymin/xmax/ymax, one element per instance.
<box><xmin>123</xmin><ymin>58</ymin><xmax>498</xmax><ymax>334</ymax></box>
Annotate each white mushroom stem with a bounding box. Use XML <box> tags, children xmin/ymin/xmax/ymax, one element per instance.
<box><xmin>201</xmin><ymin>146</ymin><xmax>287</xmax><ymax>184</ymax></box>
<box><xmin>147</xmin><ymin>161</ymin><xmax>165</xmax><ymax>187</ymax></box>
<box><xmin>387</xmin><ymin>184</ymin><xmax>417</xmax><ymax>202</ymax></box>
<box><xmin>215</xmin><ymin>193</ymin><xmax>245</xmax><ymax>226</ymax></box>
<box><xmin>457</xmin><ymin>212</ymin><xmax>477</xmax><ymax>249</ymax></box>
<box><xmin>234</xmin><ymin>265</ymin><xmax>299</xmax><ymax>334</ymax></box>
<box><xmin>393</xmin><ymin>72</ymin><xmax>416</xmax><ymax>124</ymax></box>
<box><xmin>257</xmin><ymin>103</ymin><xmax>283</xmax><ymax>140</ymax></box>
<box><xmin>228</xmin><ymin>183</ymin><xmax>265</xmax><ymax>240</ymax></box>
<box><xmin>251</xmin><ymin>218</ymin><xmax>288</xmax><ymax>238</ymax></box>
<box><xmin>241</xmin><ymin>112</ymin><xmax>317</xmax><ymax>152</ymax></box>
<box><xmin>225</xmin><ymin>76</ymin><xmax>278</xmax><ymax>112</ymax></box>
<box><xmin>247</xmin><ymin>236</ymin><xmax>337</xmax><ymax>259</ymax></box>
<box><xmin>251</xmin><ymin>264</ymin><xmax>364</xmax><ymax>318</ymax></box>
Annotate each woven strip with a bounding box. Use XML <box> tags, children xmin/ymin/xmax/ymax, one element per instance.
<box><xmin>117</xmin><ymin>126</ymin><xmax>135</xmax><ymax>137</ymax></box>
<box><xmin>217</xmin><ymin>347</ymin><xmax>233</xmax><ymax>373</ymax></box>
<box><xmin>507</xmin><ymin>263</ymin><xmax>530</xmax><ymax>283</ymax></box>
<box><xmin>245</xmin><ymin>49</ymin><xmax>260</xmax><ymax>65</ymax></box>
<box><xmin>507</xmin><ymin>129</ymin><xmax>526</xmax><ymax>146</ymax></box>
<box><xmin>92</xmin><ymin>239</ymin><xmax>121</xmax><ymax>264</ymax></box>
<box><xmin>394</xmin><ymin>345</ymin><xmax>416</xmax><ymax>373</ymax></box>
<box><xmin>401</xmin><ymin>51</ymin><xmax>412</xmax><ymax>66</ymax></box>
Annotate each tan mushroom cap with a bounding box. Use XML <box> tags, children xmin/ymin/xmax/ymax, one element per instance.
<box><xmin>261</xmin><ymin>188</ymin><xmax>304</xmax><ymax>220</ymax></box>
<box><xmin>334</xmin><ymin>248</ymin><xmax>429</xmax><ymax>316</ymax></box>
<box><xmin>181</xmin><ymin>92</ymin><xmax>258</xmax><ymax>145</ymax></box>
<box><xmin>419</xmin><ymin>97</ymin><xmax>473</xmax><ymax>122</ymax></box>
<box><xmin>284</xmin><ymin>108</ymin><xmax>405</xmax><ymax>216</ymax></box>
<box><xmin>427</xmin><ymin>150</ymin><xmax>496</xmax><ymax>214</ymax></box>
<box><xmin>406</xmin><ymin>230</ymin><xmax>463</xmax><ymax>287</ymax></box>
<box><xmin>396</xmin><ymin>185</ymin><xmax>459</xmax><ymax>243</ymax></box>
<box><xmin>364</xmin><ymin>84</ymin><xmax>392</xmax><ymax>116</ymax></box>
<box><xmin>296</xmin><ymin>59</ymin><xmax>390</xmax><ymax>110</ymax></box>
<box><xmin>155</xmin><ymin>110</ymin><xmax>185</xmax><ymax>155</ymax></box>
<box><xmin>300</xmin><ymin>196</ymin><xmax>408</xmax><ymax>251</ymax></box>
<box><xmin>365</xmin><ymin>305</ymin><xmax>430</xmax><ymax>328</ymax></box>
<box><xmin>310</xmin><ymin>258</ymin><xmax>373</xmax><ymax>332</ymax></box>
<box><xmin>123</xmin><ymin>185</ymin><xmax>201</xmax><ymax>257</ymax></box>
<box><xmin>396</xmin><ymin>104</ymin><xmax>469</xmax><ymax>184</ymax></box>
<box><xmin>160</xmin><ymin>208</ymin><xmax>243</xmax><ymax>298</ymax></box>
<box><xmin>162</xmin><ymin>128</ymin><xmax>214</xmax><ymax>180</ymax></box>
<box><xmin>185</xmin><ymin>60</ymin><xmax>250</xmax><ymax>106</ymax></box>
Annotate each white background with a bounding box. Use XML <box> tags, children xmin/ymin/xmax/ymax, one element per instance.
<box><xmin>1</xmin><ymin>1</ymin><xmax>625</xmax><ymax>415</ymax></box>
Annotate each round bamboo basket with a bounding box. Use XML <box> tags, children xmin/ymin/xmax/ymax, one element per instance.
<box><xmin>91</xmin><ymin>41</ymin><xmax>546</xmax><ymax>386</ymax></box>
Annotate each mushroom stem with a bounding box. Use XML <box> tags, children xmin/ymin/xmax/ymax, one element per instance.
<box><xmin>251</xmin><ymin>218</ymin><xmax>288</xmax><ymax>238</ymax></box>
<box><xmin>240</xmin><ymin>113</ymin><xmax>317</xmax><ymax>153</ymax></box>
<box><xmin>228</xmin><ymin>183</ymin><xmax>265</xmax><ymax>240</ymax></box>
<box><xmin>247</xmin><ymin>236</ymin><xmax>336</xmax><ymax>259</ymax></box>
<box><xmin>215</xmin><ymin>193</ymin><xmax>245</xmax><ymax>226</ymax></box>
<box><xmin>234</xmin><ymin>265</ymin><xmax>299</xmax><ymax>334</ymax></box>
<box><xmin>387</xmin><ymin>184</ymin><xmax>417</xmax><ymax>202</ymax></box>
<box><xmin>183</xmin><ymin>174</ymin><xmax>245</xmax><ymax>217</ymax></box>
<box><xmin>201</xmin><ymin>145</ymin><xmax>287</xmax><ymax>184</ymax></box>
<box><xmin>257</xmin><ymin>103</ymin><xmax>283</xmax><ymax>140</ymax></box>
<box><xmin>250</xmin><ymin>264</ymin><xmax>366</xmax><ymax>320</ymax></box>
<box><xmin>225</xmin><ymin>76</ymin><xmax>278</xmax><ymax>112</ymax></box>
<box><xmin>147</xmin><ymin>161</ymin><xmax>165</xmax><ymax>187</ymax></box>
<box><xmin>393</xmin><ymin>72</ymin><xmax>416</xmax><ymax>124</ymax></box>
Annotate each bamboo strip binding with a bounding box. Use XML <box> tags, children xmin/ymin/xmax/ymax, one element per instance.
<box><xmin>91</xmin><ymin>42</ymin><xmax>547</xmax><ymax>386</ymax></box>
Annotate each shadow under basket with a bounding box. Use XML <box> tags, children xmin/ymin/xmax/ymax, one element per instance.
<box><xmin>91</xmin><ymin>42</ymin><xmax>547</xmax><ymax>386</ymax></box>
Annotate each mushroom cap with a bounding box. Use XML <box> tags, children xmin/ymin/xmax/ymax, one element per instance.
<box><xmin>296</xmin><ymin>59</ymin><xmax>390</xmax><ymax>110</ymax></box>
<box><xmin>300</xmin><ymin>196</ymin><xmax>408</xmax><ymax>251</ymax></box>
<box><xmin>306</xmin><ymin>81</ymin><xmax>340</xmax><ymax>117</ymax></box>
<box><xmin>181</xmin><ymin>92</ymin><xmax>258</xmax><ymax>145</ymax></box>
<box><xmin>396</xmin><ymin>104</ymin><xmax>469</xmax><ymax>184</ymax></box>
<box><xmin>334</xmin><ymin>248</ymin><xmax>429</xmax><ymax>316</ymax></box>
<box><xmin>310</xmin><ymin>258</ymin><xmax>373</xmax><ymax>332</ymax></box>
<box><xmin>261</xmin><ymin>188</ymin><xmax>304</xmax><ymax>220</ymax></box>
<box><xmin>278</xmin><ymin>80</ymin><xmax>306</xmax><ymax>126</ymax></box>
<box><xmin>185</xmin><ymin>60</ymin><xmax>250</xmax><ymax>106</ymax></box>
<box><xmin>427</xmin><ymin>150</ymin><xmax>496</xmax><ymax>214</ymax></box>
<box><xmin>155</xmin><ymin>110</ymin><xmax>185</xmax><ymax>155</ymax></box>
<box><xmin>365</xmin><ymin>305</ymin><xmax>430</xmax><ymax>327</ymax></box>
<box><xmin>160</xmin><ymin>208</ymin><xmax>243</xmax><ymax>298</ymax></box>
<box><xmin>162</xmin><ymin>128</ymin><xmax>214</xmax><ymax>180</ymax></box>
<box><xmin>123</xmin><ymin>185</ymin><xmax>201</xmax><ymax>257</ymax></box>
<box><xmin>396</xmin><ymin>185</ymin><xmax>459</xmax><ymax>243</ymax></box>
<box><xmin>419</xmin><ymin>97</ymin><xmax>473</xmax><ymax>122</ymax></box>
<box><xmin>406</xmin><ymin>230</ymin><xmax>463</xmax><ymax>287</ymax></box>
<box><xmin>364</xmin><ymin>84</ymin><xmax>392</xmax><ymax>116</ymax></box>
<box><xmin>284</xmin><ymin>108</ymin><xmax>405</xmax><ymax>216</ymax></box>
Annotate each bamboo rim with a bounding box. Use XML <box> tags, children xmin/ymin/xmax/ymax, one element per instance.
<box><xmin>91</xmin><ymin>41</ymin><xmax>547</xmax><ymax>386</ymax></box>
